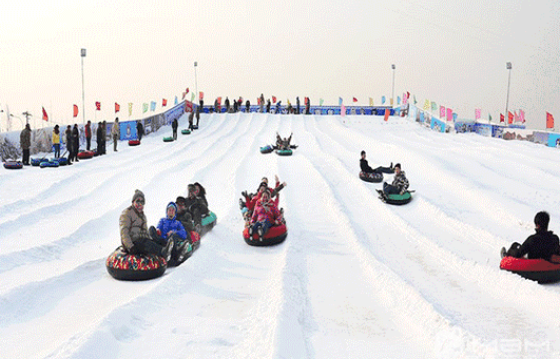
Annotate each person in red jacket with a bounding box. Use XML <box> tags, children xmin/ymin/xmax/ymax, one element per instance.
<box><xmin>249</xmin><ymin>189</ymin><xmax>282</xmax><ymax>241</ymax></box>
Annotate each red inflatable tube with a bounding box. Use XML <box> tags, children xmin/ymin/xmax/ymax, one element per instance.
<box><xmin>243</xmin><ymin>224</ymin><xmax>287</xmax><ymax>246</ymax></box>
<box><xmin>77</xmin><ymin>151</ymin><xmax>94</xmax><ymax>159</ymax></box>
<box><xmin>128</xmin><ymin>140</ymin><xmax>141</xmax><ymax>146</ymax></box>
<box><xmin>500</xmin><ymin>255</ymin><xmax>560</xmax><ymax>283</ymax></box>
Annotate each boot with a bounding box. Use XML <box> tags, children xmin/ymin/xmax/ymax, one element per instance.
<box><xmin>162</xmin><ymin>240</ymin><xmax>174</xmax><ymax>262</ymax></box>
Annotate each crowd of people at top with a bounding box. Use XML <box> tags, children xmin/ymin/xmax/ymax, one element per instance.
<box><xmin>210</xmin><ymin>95</ymin><xmax>312</xmax><ymax>115</ymax></box>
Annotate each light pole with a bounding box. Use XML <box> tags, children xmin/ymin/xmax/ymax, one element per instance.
<box><xmin>391</xmin><ymin>64</ymin><xmax>396</xmax><ymax>107</ymax></box>
<box><xmin>504</xmin><ymin>62</ymin><xmax>512</xmax><ymax>125</ymax></box>
<box><xmin>81</xmin><ymin>48</ymin><xmax>86</xmax><ymax>126</ymax></box>
<box><xmin>194</xmin><ymin>61</ymin><xmax>198</xmax><ymax>105</ymax></box>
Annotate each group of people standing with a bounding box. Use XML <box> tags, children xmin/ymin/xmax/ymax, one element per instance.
<box><xmin>209</xmin><ymin>95</ymin><xmax>311</xmax><ymax>115</ymax></box>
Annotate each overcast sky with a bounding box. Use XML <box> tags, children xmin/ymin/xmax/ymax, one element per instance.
<box><xmin>0</xmin><ymin>0</ymin><xmax>558</xmax><ymax>130</ymax></box>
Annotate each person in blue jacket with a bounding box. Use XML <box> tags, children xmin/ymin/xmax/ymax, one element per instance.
<box><xmin>150</xmin><ymin>202</ymin><xmax>191</xmax><ymax>262</ymax></box>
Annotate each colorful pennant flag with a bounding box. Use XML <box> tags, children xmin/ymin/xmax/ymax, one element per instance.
<box><xmin>150</xmin><ymin>101</ymin><xmax>156</xmax><ymax>112</ymax></box>
<box><xmin>319</xmin><ymin>98</ymin><xmax>324</xmax><ymax>106</ymax></box>
<box><xmin>128</xmin><ymin>103</ymin><xmax>133</xmax><ymax>117</ymax></box>
<box><xmin>489</xmin><ymin>114</ymin><xmax>493</xmax><ymax>122</ymax></box>
<box><xmin>500</xmin><ymin>113</ymin><xmax>504</xmax><ymax>123</ymax></box>
<box><xmin>143</xmin><ymin>103</ymin><xmax>148</xmax><ymax>113</ymax></box>
<box><xmin>199</xmin><ymin>91</ymin><xmax>204</xmax><ymax>100</ymax></box>
<box><xmin>115</xmin><ymin>102</ymin><xmax>120</xmax><ymax>113</ymax></box>
<box><xmin>162</xmin><ymin>99</ymin><xmax>167</xmax><ymax>107</ymax></box>
<box><xmin>519</xmin><ymin>109</ymin><xmax>525</xmax><ymax>123</ymax></box>
<box><xmin>191</xmin><ymin>92</ymin><xmax>195</xmax><ymax>102</ymax></box>
<box><xmin>341</xmin><ymin>103</ymin><xmax>346</xmax><ymax>117</ymax></box>
<box><xmin>475</xmin><ymin>108</ymin><xmax>481</xmax><ymax>120</ymax></box>
<box><xmin>353</xmin><ymin>97</ymin><xmax>358</xmax><ymax>103</ymax></box>
<box><xmin>431</xmin><ymin>102</ymin><xmax>437</xmax><ymax>111</ymax></box>
<box><xmin>508</xmin><ymin>111</ymin><xmax>514</xmax><ymax>124</ymax></box>
<box><xmin>546</xmin><ymin>112</ymin><xmax>554</xmax><ymax>129</ymax></box>
<box><xmin>397</xmin><ymin>96</ymin><xmax>401</xmax><ymax>105</ymax></box>
<box><xmin>423</xmin><ymin>99</ymin><xmax>430</xmax><ymax>110</ymax></box>
<box><xmin>369</xmin><ymin>97</ymin><xmax>373</xmax><ymax>106</ymax></box>
<box><xmin>381</xmin><ymin>96</ymin><xmax>386</xmax><ymax>105</ymax></box>
<box><xmin>446</xmin><ymin>108</ymin><xmax>453</xmax><ymax>122</ymax></box>
<box><xmin>384</xmin><ymin>108</ymin><xmax>390</xmax><ymax>121</ymax></box>
<box><xmin>73</xmin><ymin>105</ymin><xmax>79</xmax><ymax>118</ymax></box>
<box><xmin>95</xmin><ymin>102</ymin><xmax>101</xmax><ymax>111</ymax></box>
<box><xmin>439</xmin><ymin>106</ymin><xmax>445</xmax><ymax>119</ymax></box>
<box><xmin>42</xmin><ymin>107</ymin><xmax>48</xmax><ymax>121</ymax></box>
<box><xmin>272</xmin><ymin>96</ymin><xmax>277</xmax><ymax>104</ymax></box>
<box><xmin>413</xmin><ymin>95</ymin><xmax>417</xmax><ymax>105</ymax></box>
<box><xmin>339</xmin><ymin>97</ymin><xmax>343</xmax><ymax>106</ymax></box>
<box><xmin>175</xmin><ymin>96</ymin><xmax>178</xmax><ymax>105</ymax></box>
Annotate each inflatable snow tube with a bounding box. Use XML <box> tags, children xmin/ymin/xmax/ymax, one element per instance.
<box><xmin>31</xmin><ymin>158</ymin><xmax>45</xmax><ymax>167</ymax></box>
<box><xmin>181</xmin><ymin>129</ymin><xmax>191</xmax><ymax>135</ymax></box>
<box><xmin>55</xmin><ymin>157</ymin><xmax>69</xmax><ymax>166</ymax></box>
<box><xmin>77</xmin><ymin>150</ymin><xmax>94</xmax><ymax>159</ymax></box>
<box><xmin>260</xmin><ymin>145</ymin><xmax>274</xmax><ymax>154</ymax></box>
<box><xmin>378</xmin><ymin>190</ymin><xmax>412</xmax><ymax>205</ymax></box>
<box><xmin>500</xmin><ymin>255</ymin><xmax>560</xmax><ymax>284</ymax></box>
<box><xmin>163</xmin><ymin>136</ymin><xmax>174</xmax><ymax>142</ymax></box>
<box><xmin>106</xmin><ymin>246</ymin><xmax>167</xmax><ymax>281</ymax></box>
<box><xmin>40</xmin><ymin>160</ymin><xmax>59</xmax><ymax>168</ymax></box>
<box><xmin>359</xmin><ymin>171</ymin><xmax>383</xmax><ymax>183</ymax></box>
<box><xmin>243</xmin><ymin>224</ymin><xmax>287</xmax><ymax>246</ymax></box>
<box><xmin>198</xmin><ymin>211</ymin><xmax>217</xmax><ymax>236</ymax></box>
<box><xmin>276</xmin><ymin>149</ymin><xmax>293</xmax><ymax>156</ymax></box>
<box><xmin>3</xmin><ymin>161</ymin><xmax>23</xmax><ymax>170</ymax></box>
<box><xmin>128</xmin><ymin>140</ymin><xmax>141</xmax><ymax>146</ymax></box>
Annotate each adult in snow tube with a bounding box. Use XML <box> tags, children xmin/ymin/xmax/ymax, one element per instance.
<box><xmin>3</xmin><ymin>161</ymin><xmax>23</xmax><ymax>170</ymax></box>
<box><xmin>499</xmin><ymin>256</ymin><xmax>560</xmax><ymax>283</ymax></box>
<box><xmin>276</xmin><ymin>148</ymin><xmax>292</xmax><ymax>156</ymax></box>
<box><xmin>106</xmin><ymin>246</ymin><xmax>167</xmax><ymax>281</ymax></box>
<box><xmin>77</xmin><ymin>150</ymin><xmax>94</xmax><ymax>159</ymax></box>
<box><xmin>243</xmin><ymin>224</ymin><xmax>287</xmax><ymax>246</ymax></box>
<box><xmin>260</xmin><ymin>145</ymin><xmax>274</xmax><ymax>154</ymax></box>
<box><xmin>40</xmin><ymin>160</ymin><xmax>60</xmax><ymax>168</ymax></box>
<box><xmin>163</xmin><ymin>136</ymin><xmax>174</xmax><ymax>142</ymax></box>
<box><xmin>128</xmin><ymin>139</ymin><xmax>141</xmax><ymax>146</ymax></box>
<box><xmin>181</xmin><ymin>129</ymin><xmax>191</xmax><ymax>135</ymax></box>
<box><xmin>500</xmin><ymin>211</ymin><xmax>560</xmax><ymax>283</ymax></box>
<box><xmin>359</xmin><ymin>171</ymin><xmax>383</xmax><ymax>183</ymax></box>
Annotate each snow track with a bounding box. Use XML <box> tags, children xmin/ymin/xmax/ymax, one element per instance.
<box><xmin>1</xmin><ymin>113</ymin><xmax>559</xmax><ymax>358</ymax></box>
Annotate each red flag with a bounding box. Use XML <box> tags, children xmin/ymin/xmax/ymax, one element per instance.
<box><xmin>500</xmin><ymin>113</ymin><xmax>505</xmax><ymax>123</ymax></box>
<box><xmin>217</xmin><ymin>97</ymin><xmax>222</xmax><ymax>105</ymax></box>
<box><xmin>186</xmin><ymin>87</ymin><xmax>189</xmax><ymax>94</ymax></box>
<box><xmin>272</xmin><ymin>96</ymin><xmax>277</xmax><ymax>104</ymax></box>
<box><xmin>96</xmin><ymin>102</ymin><xmax>101</xmax><ymax>111</ymax></box>
<box><xmin>384</xmin><ymin>108</ymin><xmax>390</xmax><ymax>122</ymax></box>
<box><xmin>73</xmin><ymin>105</ymin><xmax>79</xmax><ymax>118</ymax></box>
<box><xmin>508</xmin><ymin>111</ymin><xmax>513</xmax><ymax>124</ymax></box>
<box><xmin>42</xmin><ymin>107</ymin><xmax>48</xmax><ymax>121</ymax></box>
<box><xmin>182</xmin><ymin>92</ymin><xmax>186</xmax><ymax>100</ymax></box>
<box><xmin>257</xmin><ymin>97</ymin><xmax>261</xmax><ymax>105</ymax></box>
<box><xmin>519</xmin><ymin>109</ymin><xmax>525</xmax><ymax>123</ymax></box>
<box><xmin>353</xmin><ymin>97</ymin><xmax>358</xmax><ymax>103</ymax></box>
<box><xmin>115</xmin><ymin>102</ymin><xmax>120</xmax><ymax>113</ymax></box>
<box><xmin>199</xmin><ymin>91</ymin><xmax>204</xmax><ymax>100</ymax></box>
<box><xmin>546</xmin><ymin>112</ymin><xmax>554</xmax><ymax>129</ymax></box>
<box><xmin>162</xmin><ymin>99</ymin><xmax>167</xmax><ymax>107</ymax></box>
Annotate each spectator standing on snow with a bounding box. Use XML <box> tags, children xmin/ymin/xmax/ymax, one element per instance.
<box><xmin>111</xmin><ymin>118</ymin><xmax>120</xmax><ymax>152</ymax></box>
<box><xmin>72</xmin><ymin>124</ymin><xmax>80</xmax><ymax>161</ymax></box>
<box><xmin>136</xmin><ymin>121</ymin><xmax>144</xmax><ymax>141</ymax></box>
<box><xmin>102</xmin><ymin>121</ymin><xmax>108</xmax><ymax>154</ymax></box>
<box><xmin>20</xmin><ymin>123</ymin><xmax>31</xmax><ymax>165</ymax></box>
<box><xmin>225</xmin><ymin>97</ymin><xmax>230</xmax><ymax>113</ymax></box>
<box><xmin>65</xmin><ymin>125</ymin><xmax>74</xmax><ymax>163</ymax></box>
<box><xmin>245</xmin><ymin>100</ymin><xmax>250</xmax><ymax>113</ymax></box>
<box><xmin>52</xmin><ymin>125</ymin><xmax>61</xmax><ymax>159</ymax></box>
<box><xmin>172</xmin><ymin>118</ymin><xmax>178</xmax><ymax>140</ymax></box>
<box><xmin>96</xmin><ymin>122</ymin><xmax>103</xmax><ymax>156</ymax></box>
<box><xmin>259</xmin><ymin>94</ymin><xmax>265</xmax><ymax>113</ymax></box>
<box><xmin>85</xmin><ymin>121</ymin><xmax>92</xmax><ymax>151</ymax></box>
<box><xmin>296</xmin><ymin>97</ymin><xmax>300</xmax><ymax>114</ymax></box>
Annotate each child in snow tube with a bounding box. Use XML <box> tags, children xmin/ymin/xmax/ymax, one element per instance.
<box><xmin>500</xmin><ymin>211</ymin><xmax>560</xmax><ymax>283</ymax></box>
<box><xmin>244</xmin><ymin>189</ymin><xmax>286</xmax><ymax>246</ymax></box>
<box><xmin>149</xmin><ymin>202</ymin><xmax>194</xmax><ymax>266</ymax></box>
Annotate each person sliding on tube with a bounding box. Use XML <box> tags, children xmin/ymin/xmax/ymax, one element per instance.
<box><xmin>119</xmin><ymin>190</ymin><xmax>174</xmax><ymax>261</ymax></box>
<box><xmin>502</xmin><ymin>211</ymin><xmax>560</xmax><ymax>260</ymax></box>
<box><xmin>249</xmin><ymin>189</ymin><xmax>282</xmax><ymax>241</ymax></box>
<box><xmin>360</xmin><ymin>150</ymin><xmax>393</xmax><ymax>174</ymax></box>
<box><xmin>149</xmin><ymin>202</ymin><xmax>192</xmax><ymax>263</ymax></box>
<box><xmin>382</xmin><ymin>163</ymin><xmax>409</xmax><ymax>195</ymax></box>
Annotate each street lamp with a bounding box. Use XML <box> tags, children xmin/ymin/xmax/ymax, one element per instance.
<box><xmin>194</xmin><ymin>61</ymin><xmax>198</xmax><ymax>105</ymax></box>
<box><xmin>504</xmin><ymin>62</ymin><xmax>512</xmax><ymax>124</ymax></box>
<box><xmin>391</xmin><ymin>64</ymin><xmax>396</xmax><ymax>107</ymax></box>
<box><xmin>81</xmin><ymin>48</ymin><xmax>86</xmax><ymax>126</ymax></box>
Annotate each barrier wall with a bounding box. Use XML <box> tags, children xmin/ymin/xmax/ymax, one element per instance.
<box><xmin>200</xmin><ymin>105</ymin><xmax>395</xmax><ymax>116</ymax></box>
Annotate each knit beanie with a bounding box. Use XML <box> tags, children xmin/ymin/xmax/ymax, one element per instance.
<box><xmin>132</xmin><ymin>189</ymin><xmax>145</xmax><ymax>203</ymax></box>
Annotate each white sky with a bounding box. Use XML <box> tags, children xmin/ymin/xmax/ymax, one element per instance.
<box><xmin>0</xmin><ymin>0</ymin><xmax>558</xmax><ymax>129</ymax></box>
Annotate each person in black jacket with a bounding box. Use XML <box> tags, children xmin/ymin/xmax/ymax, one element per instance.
<box><xmin>72</xmin><ymin>124</ymin><xmax>80</xmax><ymax>162</ymax></box>
<box><xmin>136</xmin><ymin>121</ymin><xmax>144</xmax><ymax>141</ymax></box>
<box><xmin>96</xmin><ymin>122</ymin><xmax>103</xmax><ymax>156</ymax></box>
<box><xmin>360</xmin><ymin>151</ymin><xmax>393</xmax><ymax>174</ymax></box>
<box><xmin>245</xmin><ymin>100</ymin><xmax>250</xmax><ymax>113</ymax></box>
<box><xmin>225</xmin><ymin>97</ymin><xmax>230</xmax><ymax>113</ymax></box>
<box><xmin>184</xmin><ymin>184</ymin><xmax>209</xmax><ymax>230</ymax></box>
<box><xmin>502</xmin><ymin>211</ymin><xmax>560</xmax><ymax>260</ymax></box>
<box><xmin>65</xmin><ymin>125</ymin><xmax>74</xmax><ymax>163</ymax></box>
<box><xmin>172</xmin><ymin>118</ymin><xmax>178</xmax><ymax>140</ymax></box>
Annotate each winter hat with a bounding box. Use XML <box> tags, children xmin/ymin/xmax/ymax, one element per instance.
<box><xmin>394</xmin><ymin>163</ymin><xmax>401</xmax><ymax>169</ymax></box>
<box><xmin>132</xmin><ymin>189</ymin><xmax>145</xmax><ymax>203</ymax></box>
<box><xmin>259</xmin><ymin>182</ymin><xmax>268</xmax><ymax>190</ymax></box>
<box><xmin>166</xmin><ymin>202</ymin><xmax>177</xmax><ymax>218</ymax></box>
<box><xmin>176</xmin><ymin>196</ymin><xmax>186</xmax><ymax>206</ymax></box>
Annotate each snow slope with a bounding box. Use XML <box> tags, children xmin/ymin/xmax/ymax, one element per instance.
<box><xmin>1</xmin><ymin>113</ymin><xmax>559</xmax><ymax>359</ymax></box>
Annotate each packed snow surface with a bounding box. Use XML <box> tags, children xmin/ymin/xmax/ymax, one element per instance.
<box><xmin>1</xmin><ymin>113</ymin><xmax>560</xmax><ymax>359</ymax></box>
